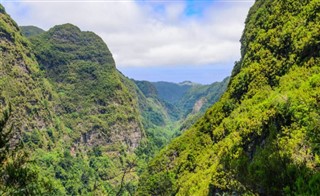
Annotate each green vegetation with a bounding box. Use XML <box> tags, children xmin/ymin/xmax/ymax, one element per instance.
<box><xmin>0</xmin><ymin>6</ymin><xmax>64</xmax><ymax>194</ymax></box>
<box><xmin>20</xmin><ymin>26</ymin><xmax>45</xmax><ymax>38</ymax></box>
<box><xmin>30</xmin><ymin>23</ymin><xmax>143</xmax><ymax>150</ymax></box>
<box><xmin>176</xmin><ymin>77</ymin><xmax>230</xmax><ymax>133</ymax></box>
<box><xmin>1</xmin><ymin>3</ymin><xmax>228</xmax><ymax>195</ymax></box>
<box><xmin>138</xmin><ymin>0</ymin><xmax>320</xmax><ymax>195</ymax></box>
<box><xmin>2</xmin><ymin>0</ymin><xmax>319</xmax><ymax>195</ymax></box>
<box><xmin>153</xmin><ymin>81</ymin><xmax>194</xmax><ymax>104</ymax></box>
<box><xmin>134</xmin><ymin>79</ymin><xmax>228</xmax><ymax>160</ymax></box>
<box><xmin>1</xmin><ymin>6</ymin><xmax>145</xmax><ymax>194</ymax></box>
<box><xmin>27</xmin><ymin>23</ymin><xmax>145</xmax><ymax>194</ymax></box>
<box><xmin>137</xmin><ymin>79</ymin><xmax>229</xmax><ymax>126</ymax></box>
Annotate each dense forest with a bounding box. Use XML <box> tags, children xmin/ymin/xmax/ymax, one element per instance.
<box><xmin>1</xmin><ymin>0</ymin><xmax>320</xmax><ymax>195</ymax></box>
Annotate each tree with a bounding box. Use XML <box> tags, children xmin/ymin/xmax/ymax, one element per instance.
<box><xmin>0</xmin><ymin>105</ymin><xmax>56</xmax><ymax>195</ymax></box>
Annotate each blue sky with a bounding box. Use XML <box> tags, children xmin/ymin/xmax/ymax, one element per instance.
<box><xmin>120</xmin><ymin>64</ymin><xmax>232</xmax><ymax>84</ymax></box>
<box><xmin>2</xmin><ymin>0</ymin><xmax>253</xmax><ymax>84</ymax></box>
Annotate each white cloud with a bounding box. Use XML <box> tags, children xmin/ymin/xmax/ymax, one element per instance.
<box><xmin>2</xmin><ymin>0</ymin><xmax>253</xmax><ymax>68</ymax></box>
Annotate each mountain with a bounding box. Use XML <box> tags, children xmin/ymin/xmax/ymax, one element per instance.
<box><xmin>150</xmin><ymin>78</ymin><xmax>229</xmax><ymax>119</ymax></box>
<box><xmin>177</xmin><ymin>77</ymin><xmax>230</xmax><ymax>131</ymax></box>
<box><xmin>152</xmin><ymin>81</ymin><xmax>195</xmax><ymax>104</ymax></box>
<box><xmin>27</xmin><ymin>23</ymin><xmax>146</xmax><ymax>194</ymax></box>
<box><xmin>29</xmin><ymin>23</ymin><xmax>143</xmax><ymax>150</ymax></box>
<box><xmin>138</xmin><ymin>0</ymin><xmax>320</xmax><ymax>195</ymax></box>
<box><xmin>20</xmin><ymin>25</ymin><xmax>45</xmax><ymax>37</ymax></box>
<box><xmin>6</xmin><ymin>1</ymin><xmax>318</xmax><ymax>195</ymax></box>
<box><xmin>177</xmin><ymin>77</ymin><xmax>230</xmax><ymax>117</ymax></box>
<box><xmin>134</xmin><ymin>80</ymin><xmax>176</xmax><ymax>126</ymax></box>
<box><xmin>1</xmin><ymin>5</ymin><xmax>147</xmax><ymax>194</ymax></box>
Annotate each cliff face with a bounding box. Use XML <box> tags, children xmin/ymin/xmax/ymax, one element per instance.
<box><xmin>138</xmin><ymin>0</ymin><xmax>320</xmax><ymax>195</ymax></box>
<box><xmin>29</xmin><ymin>24</ymin><xmax>143</xmax><ymax>150</ymax></box>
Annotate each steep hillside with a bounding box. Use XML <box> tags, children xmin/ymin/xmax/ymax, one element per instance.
<box><xmin>0</xmin><ymin>5</ymin><xmax>66</xmax><ymax>194</ymax></box>
<box><xmin>135</xmin><ymin>80</ymin><xmax>174</xmax><ymax>125</ymax></box>
<box><xmin>176</xmin><ymin>77</ymin><xmax>230</xmax><ymax>132</ymax></box>
<box><xmin>1</xmin><ymin>6</ymin><xmax>146</xmax><ymax>194</ymax></box>
<box><xmin>133</xmin><ymin>80</ymin><xmax>178</xmax><ymax>162</ymax></box>
<box><xmin>1</xmin><ymin>4</ymin><xmax>232</xmax><ymax>195</ymax></box>
<box><xmin>30</xmin><ymin>23</ymin><xmax>143</xmax><ymax>150</ymax></box>
<box><xmin>179</xmin><ymin>78</ymin><xmax>229</xmax><ymax>115</ymax></box>
<box><xmin>26</xmin><ymin>24</ymin><xmax>145</xmax><ymax>195</ymax></box>
<box><xmin>0</xmin><ymin>6</ymin><xmax>53</xmax><ymax>144</ymax></box>
<box><xmin>138</xmin><ymin>0</ymin><xmax>320</xmax><ymax>195</ymax></box>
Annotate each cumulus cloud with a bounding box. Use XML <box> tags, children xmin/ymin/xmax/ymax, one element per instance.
<box><xmin>3</xmin><ymin>0</ymin><xmax>253</xmax><ymax>68</ymax></box>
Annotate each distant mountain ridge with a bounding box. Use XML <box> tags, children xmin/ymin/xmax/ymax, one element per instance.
<box><xmin>152</xmin><ymin>81</ymin><xmax>192</xmax><ymax>104</ymax></box>
<box><xmin>20</xmin><ymin>25</ymin><xmax>45</xmax><ymax>37</ymax></box>
<box><xmin>179</xmin><ymin>80</ymin><xmax>200</xmax><ymax>85</ymax></box>
<box><xmin>2</xmin><ymin>1</ymin><xmax>319</xmax><ymax>195</ymax></box>
<box><xmin>150</xmin><ymin>78</ymin><xmax>229</xmax><ymax>118</ymax></box>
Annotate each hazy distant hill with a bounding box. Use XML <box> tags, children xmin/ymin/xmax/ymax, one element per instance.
<box><xmin>152</xmin><ymin>81</ymin><xmax>195</xmax><ymax>104</ymax></box>
<box><xmin>20</xmin><ymin>25</ymin><xmax>45</xmax><ymax>37</ymax></box>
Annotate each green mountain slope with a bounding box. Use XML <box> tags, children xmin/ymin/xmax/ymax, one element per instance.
<box><xmin>139</xmin><ymin>79</ymin><xmax>229</xmax><ymax>121</ymax></box>
<box><xmin>142</xmin><ymin>79</ymin><xmax>229</xmax><ymax>132</ymax></box>
<box><xmin>1</xmin><ymin>6</ymin><xmax>146</xmax><ymax>194</ymax></box>
<box><xmin>20</xmin><ymin>25</ymin><xmax>45</xmax><ymax>38</ymax></box>
<box><xmin>0</xmin><ymin>5</ymin><xmax>68</xmax><ymax>194</ymax></box>
<box><xmin>26</xmin><ymin>23</ymin><xmax>145</xmax><ymax>195</ymax></box>
<box><xmin>138</xmin><ymin>0</ymin><xmax>320</xmax><ymax>195</ymax></box>
<box><xmin>178</xmin><ymin>77</ymin><xmax>229</xmax><ymax>117</ymax></box>
<box><xmin>30</xmin><ymin>23</ymin><xmax>143</xmax><ymax>151</ymax></box>
<box><xmin>0</xmin><ymin>6</ymin><xmax>53</xmax><ymax>140</ymax></box>
<box><xmin>153</xmin><ymin>81</ymin><xmax>193</xmax><ymax>104</ymax></box>
<box><xmin>177</xmin><ymin>77</ymin><xmax>230</xmax><ymax>132</ymax></box>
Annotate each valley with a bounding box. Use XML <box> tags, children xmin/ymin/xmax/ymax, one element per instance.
<box><xmin>1</xmin><ymin>0</ymin><xmax>320</xmax><ymax>195</ymax></box>
<box><xmin>0</xmin><ymin>9</ymin><xmax>228</xmax><ymax>194</ymax></box>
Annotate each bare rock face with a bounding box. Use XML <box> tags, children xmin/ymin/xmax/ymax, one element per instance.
<box><xmin>74</xmin><ymin>119</ymin><xmax>142</xmax><ymax>150</ymax></box>
<box><xmin>192</xmin><ymin>97</ymin><xmax>207</xmax><ymax>113</ymax></box>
